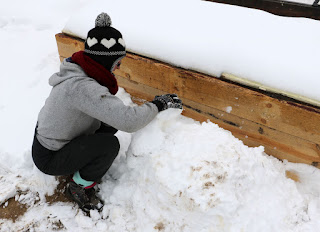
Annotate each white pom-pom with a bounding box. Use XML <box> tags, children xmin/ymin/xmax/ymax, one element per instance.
<box><xmin>95</xmin><ymin>12</ymin><xmax>112</xmax><ymax>27</ymax></box>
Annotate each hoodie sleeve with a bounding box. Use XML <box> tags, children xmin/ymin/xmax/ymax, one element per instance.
<box><xmin>67</xmin><ymin>76</ymin><xmax>158</xmax><ymax>133</ymax></box>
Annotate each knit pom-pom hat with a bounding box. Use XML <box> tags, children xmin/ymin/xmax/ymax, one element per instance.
<box><xmin>84</xmin><ymin>13</ymin><xmax>126</xmax><ymax>72</ymax></box>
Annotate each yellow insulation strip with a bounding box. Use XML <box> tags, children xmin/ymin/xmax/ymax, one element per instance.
<box><xmin>222</xmin><ymin>72</ymin><xmax>320</xmax><ymax>108</ymax></box>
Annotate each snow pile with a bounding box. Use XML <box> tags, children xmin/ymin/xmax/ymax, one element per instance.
<box><xmin>0</xmin><ymin>151</ymin><xmax>58</xmax><ymax>204</ymax></box>
<box><xmin>1</xmin><ymin>106</ymin><xmax>320</xmax><ymax>231</ymax></box>
<box><xmin>97</xmin><ymin>109</ymin><xmax>320</xmax><ymax>232</ymax></box>
<box><xmin>63</xmin><ymin>0</ymin><xmax>320</xmax><ymax>105</ymax></box>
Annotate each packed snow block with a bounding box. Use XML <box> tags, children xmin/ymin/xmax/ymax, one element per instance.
<box><xmin>55</xmin><ymin>33</ymin><xmax>320</xmax><ymax>167</ymax></box>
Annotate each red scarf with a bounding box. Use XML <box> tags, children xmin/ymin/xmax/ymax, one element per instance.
<box><xmin>71</xmin><ymin>51</ymin><xmax>118</xmax><ymax>95</ymax></box>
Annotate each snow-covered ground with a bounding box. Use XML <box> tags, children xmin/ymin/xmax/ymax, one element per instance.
<box><xmin>0</xmin><ymin>0</ymin><xmax>320</xmax><ymax>231</ymax></box>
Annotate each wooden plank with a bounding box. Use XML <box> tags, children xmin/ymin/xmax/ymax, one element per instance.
<box><xmin>116</xmin><ymin>75</ymin><xmax>320</xmax><ymax>166</ymax></box>
<box><xmin>204</xmin><ymin>0</ymin><xmax>320</xmax><ymax>20</ymax></box>
<box><xmin>59</xmin><ymin>56</ymin><xmax>66</xmax><ymax>62</ymax></box>
<box><xmin>221</xmin><ymin>72</ymin><xmax>320</xmax><ymax>108</ymax></box>
<box><xmin>116</xmin><ymin>53</ymin><xmax>320</xmax><ymax>144</ymax></box>
<box><xmin>55</xmin><ymin>33</ymin><xmax>320</xmax><ymax>166</ymax></box>
<box><xmin>55</xmin><ymin>33</ymin><xmax>84</xmax><ymax>59</ymax></box>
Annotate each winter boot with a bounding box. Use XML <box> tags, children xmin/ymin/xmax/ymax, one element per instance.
<box><xmin>66</xmin><ymin>181</ymin><xmax>104</xmax><ymax>212</ymax></box>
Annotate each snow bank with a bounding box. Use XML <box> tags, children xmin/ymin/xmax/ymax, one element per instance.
<box><xmin>63</xmin><ymin>0</ymin><xmax>320</xmax><ymax>106</ymax></box>
<box><xmin>2</xmin><ymin>88</ymin><xmax>320</xmax><ymax>231</ymax></box>
<box><xmin>97</xmin><ymin>109</ymin><xmax>320</xmax><ymax>232</ymax></box>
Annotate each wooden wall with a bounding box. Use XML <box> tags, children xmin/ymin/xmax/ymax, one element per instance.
<box><xmin>56</xmin><ymin>33</ymin><xmax>320</xmax><ymax>167</ymax></box>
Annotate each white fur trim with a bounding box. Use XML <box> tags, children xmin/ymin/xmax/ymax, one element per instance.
<box><xmin>101</xmin><ymin>38</ymin><xmax>116</xmax><ymax>49</ymax></box>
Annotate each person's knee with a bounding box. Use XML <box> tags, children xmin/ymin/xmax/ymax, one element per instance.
<box><xmin>112</xmin><ymin>136</ymin><xmax>120</xmax><ymax>153</ymax></box>
<box><xmin>100</xmin><ymin>134</ymin><xmax>120</xmax><ymax>153</ymax></box>
<box><xmin>88</xmin><ymin>134</ymin><xmax>120</xmax><ymax>159</ymax></box>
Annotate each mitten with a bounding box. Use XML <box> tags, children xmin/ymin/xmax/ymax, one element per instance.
<box><xmin>152</xmin><ymin>94</ymin><xmax>183</xmax><ymax>112</ymax></box>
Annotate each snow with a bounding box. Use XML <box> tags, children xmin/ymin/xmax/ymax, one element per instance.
<box><xmin>225</xmin><ymin>106</ymin><xmax>233</xmax><ymax>113</ymax></box>
<box><xmin>98</xmin><ymin>111</ymin><xmax>319</xmax><ymax>231</ymax></box>
<box><xmin>63</xmin><ymin>0</ymin><xmax>320</xmax><ymax>106</ymax></box>
<box><xmin>288</xmin><ymin>0</ymin><xmax>316</xmax><ymax>5</ymax></box>
<box><xmin>285</xmin><ymin>0</ymin><xmax>315</xmax><ymax>5</ymax></box>
<box><xmin>1</xmin><ymin>0</ymin><xmax>320</xmax><ymax>231</ymax></box>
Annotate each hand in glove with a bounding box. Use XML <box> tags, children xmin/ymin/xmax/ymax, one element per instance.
<box><xmin>152</xmin><ymin>94</ymin><xmax>183</xmax><ymax>112</ymax></box>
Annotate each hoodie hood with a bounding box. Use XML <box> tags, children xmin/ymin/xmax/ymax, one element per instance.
<box><xmin>49</xmin><ymin>59</ymin><xmax>87</xmax><ymax>87</ymax></box>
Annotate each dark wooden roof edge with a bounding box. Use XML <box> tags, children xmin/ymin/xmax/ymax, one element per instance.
<box><xmin>203</xmin><ymin>0</ymin><xmax>320</xmax><ymax>21</ymax></box>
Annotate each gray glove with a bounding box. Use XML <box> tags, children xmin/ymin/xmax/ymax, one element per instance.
<box><xmin>152</xmin><ymin>94</ymin><xmax>183</xmax><ymax>112</ymax></box>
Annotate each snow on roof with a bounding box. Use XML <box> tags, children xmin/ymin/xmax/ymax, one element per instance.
<box><xmin>287</xmin><ymin>0</ymin><xmax>316</xmax><ymax>5</ymax></box>
<box><xmin>63</xmin><ymin>0</ymin><xmax>320</xmax><ymax>106</ymax></box>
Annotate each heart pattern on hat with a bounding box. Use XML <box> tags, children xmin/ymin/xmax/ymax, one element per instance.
<box><xmin>118</xmin><ymin>38</ymin><xmax>126</xmax><ymax>48</ymax></box>
<box><xmin>101</xmin><ymin>38</ymin><xmax>116</xmax><ymax>49</ymax></box>
<box><xmin>86</xmin><ymin>37</ymin><xmax>98</xmax><ymax>47</ymax></box>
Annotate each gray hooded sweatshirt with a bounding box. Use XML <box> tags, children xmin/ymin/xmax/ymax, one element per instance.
<box><xmin>36</xmin><ymin>59</ymin><xmax>158</xmax><ymax>151</ymax></box>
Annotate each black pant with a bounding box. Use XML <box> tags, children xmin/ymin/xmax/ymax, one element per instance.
<box><xmin>32</xmin><ymin>125</ymin><xmax>120</xmax><ymax>181</ymax></box>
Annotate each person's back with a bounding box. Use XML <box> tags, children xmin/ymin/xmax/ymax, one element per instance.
<box><xmin>37</xmin><ymin>60</ymin><xmax>101</xmax><ymax>150</ymax></box>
